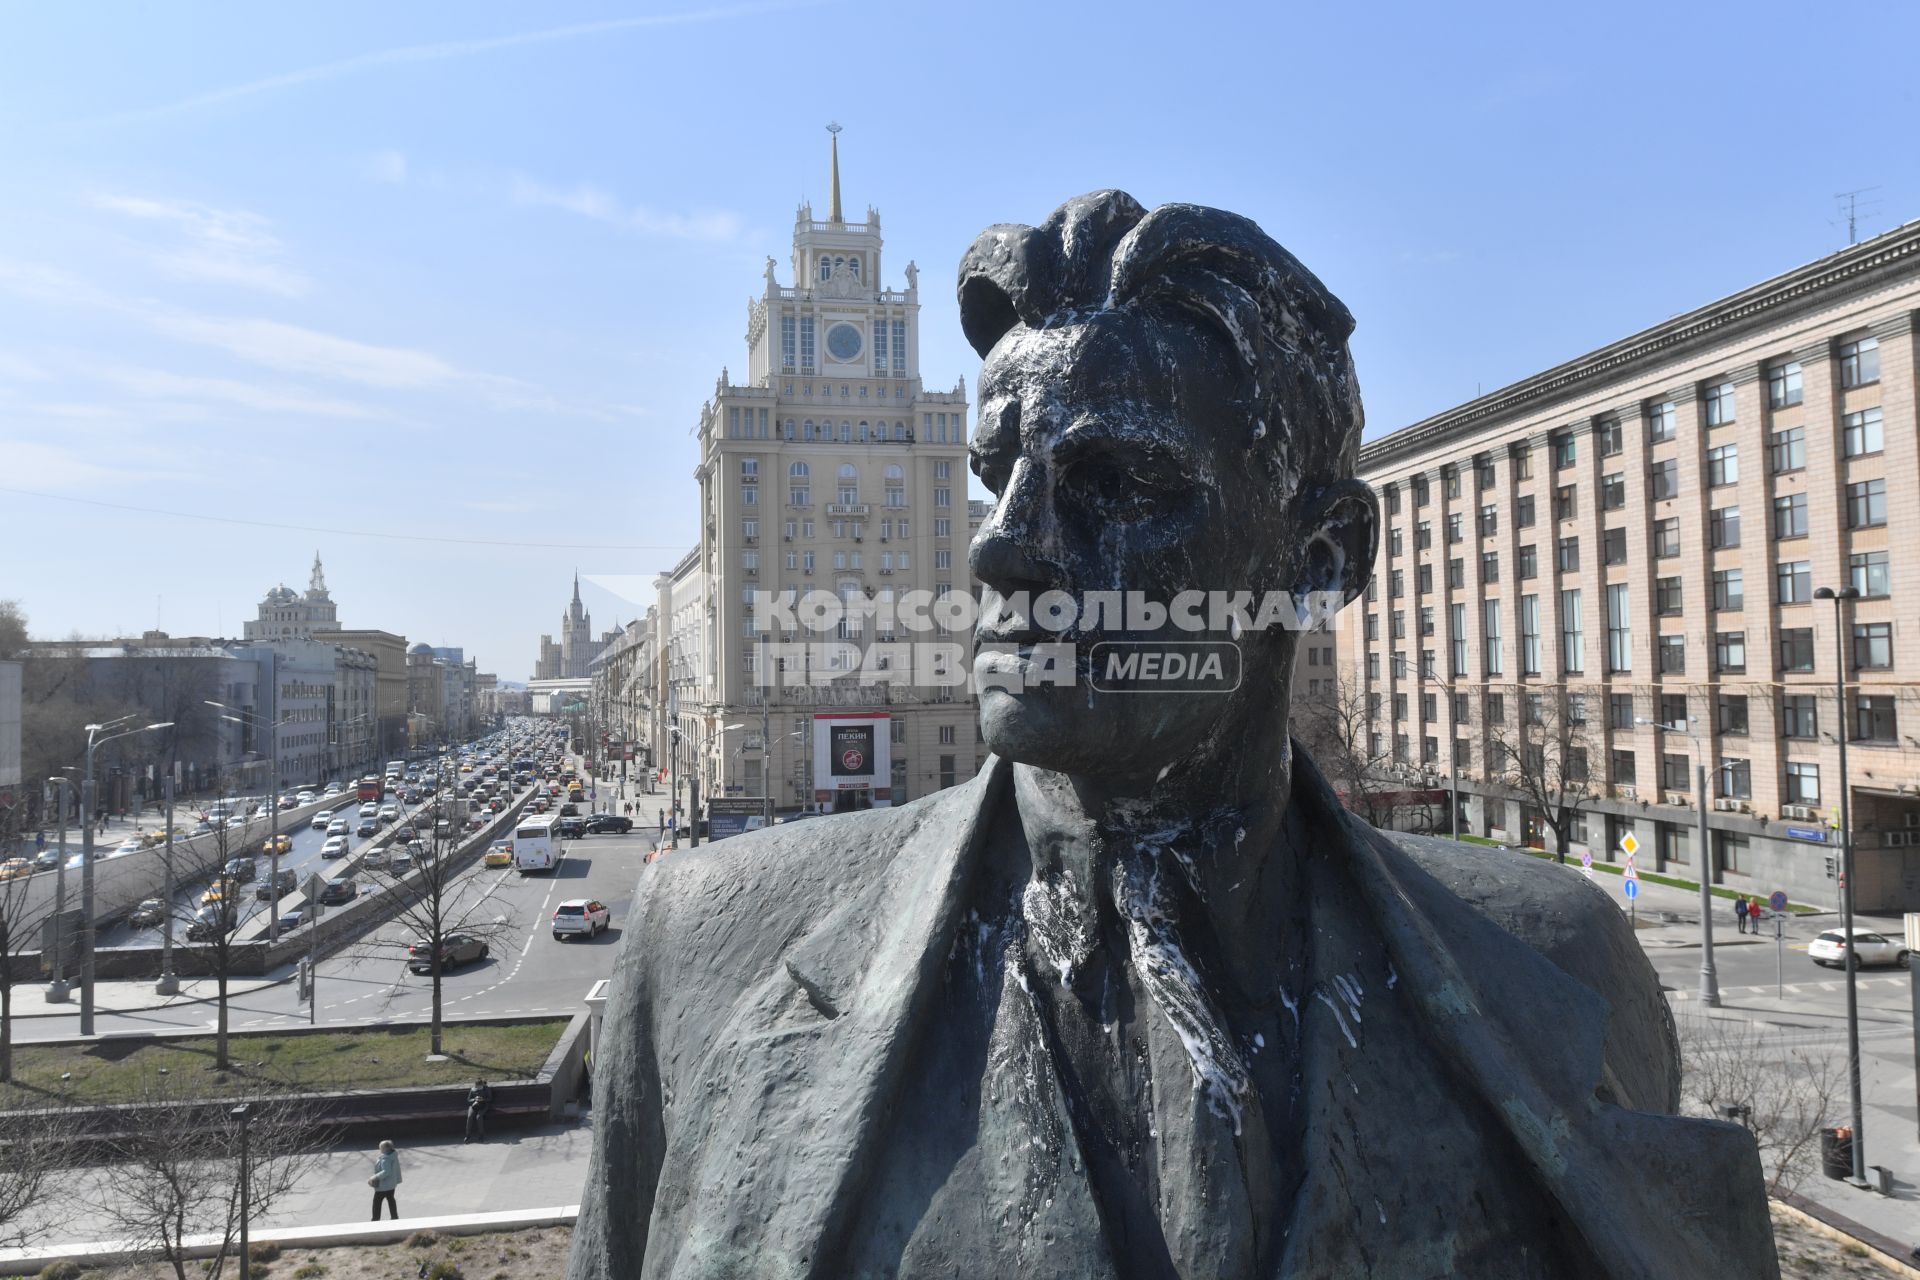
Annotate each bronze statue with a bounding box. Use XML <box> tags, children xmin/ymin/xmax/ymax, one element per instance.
<box><xmin>568</xmin><ymin>191</ymin><xmax>1777</xmax><ymax>1279</ymax></box>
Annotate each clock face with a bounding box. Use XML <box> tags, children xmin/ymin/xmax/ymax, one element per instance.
<box><xmin>826</xmin><ymin>322</ymin><xmax>863</xmax><ymax>361</ymax></box>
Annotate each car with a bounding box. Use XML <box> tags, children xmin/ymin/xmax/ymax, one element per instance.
<box><xmin>483</xmin><ymin>841</ymin><xmax>514</xmax><ymax>868</ymax></box>
<box><xmin>1809</xmin><ymin>927</ymin><xmax>1909</xmax><ymax>969</ymax></box>
<box><xmin>223</xmin><ymin>856</ymin><xmax>257</xmax><ymax>884</ymax></box>
<box><xmin>127</xmin><ymin>897</ymin><xmax>167</xmax><ymax>928</ymax></box>
<box><xmin>465</xmin><ymin>813</ymin><xmax>487</xmax><ymax>832</ymax></box>
<box><xmin>408</xmin><ymin>933</ymin><xmax>488</xmax><ymax>973</ymax></box>
<box><xmin>224</xmin><ymin>815</ymin><xmax>249</xmax><ymax>830</ymax></box>
<box><xmin>186</xmin><ymin>904</ymin><xmax>235</xmax><ymax>941</ymax></box>
<box><xmin>111</xmin><ymin>839</ymin><xmax>144</xmax><ymax>858</ymax></box>
<box><xmin>311</xmin><ymin>809</ymin><xmax>336</xmax><ymax>830</ymax></box>
<box><xmin>356</xmin><ymin>819</ymin><xmax>379</xmax><ymax>838</ymax></box>
<box><xmin>358</xmin><ymin>803</ymin><xmax>379</xmax><ymax>819</ymax></box>
<box><xmin>552</xmin><ymin>898</ymin><xmax>610</xmax><ymax>939</ymax></box>
<box><xmin>296</xmin><ymin>791</ymin><xmax>317</xmax><ymax>806</ymax></box>
<box><xmin>585</xmin><ymin>814</ymin><xmax>633</xmax><ymax>835</ymax></box>
<box><xmin>327</xmin><ymin>818</ymin><xmax>349</xmax><ymax>836</ymax></box>
<box><xmin>559</xmin><ymin>802</ymin><xmax>580</xmax><ymax>817</ymax></box>
<box><xmin>322</xmin><ymin>782</ymin><xmax>344</xmax><ymax>796</ymax></box>
<box><xmin>260</xmin><ymin>833</ymin><xmax>292</xmax><ymax>856</ymax></box>
<box><xmin>362</xmin><ymin>846</ymin><xmax>389</xmax><ymax>871</ymax></box>
<box><xmin>317</xmin><ymin>878</ymin><xmax>358</xmax><ymax>905</ymax></box>
<box><xmin>255</xmin><ymin>868</ymin><xmax>298</xmax><ymax>900</ymax></box>
<box><xmin>32</xmin><ymin>849</ymin><xmax>60</xmax><ymax>872</ymax></box>
<box><xmin>276</xmin><ymin>908</ymin><xmax>310</xmax><ymax>931</ymax></box>
<box><xmin>321</xmin><ymin>835</ymin><xmax>349</xmax><ymax>859</ymax></box>
<box><xmin>277</xmin><ymin>794</ymin><xmax>299</xmax><ymax>811</ymax></box>
<box><xmin>377</xmin><ymin>805</ymin><xmax>400</xmax><ymax>823</ymax></box>
<box><xmin>395</xmin><ymin>825</ymin><xmax>418</xmax><ymax>842</ymax></box>
<box><xmin>487</xmin><ymin>797</ymin><xmax>506</xmax><ymax>813</ymax></box>
<box><xmin>556</xmin><ymin>816</ymin><xmax>587</xmax><ymax>839</ymax></box>
<box><xmin>390</xmin><ymin>849</ymin><xmax>416</xmax><ymax>875</ymax></box>
<box><xmin>0</xmin><ymin>858</ymin><xmax>33</xmax><ymax>881</ymax></box>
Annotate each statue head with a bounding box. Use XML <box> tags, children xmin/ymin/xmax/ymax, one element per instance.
<box><xmin>959</xmin><ymin>191</ymin><xmax>1378</xmax><ymax>785</ymax></box>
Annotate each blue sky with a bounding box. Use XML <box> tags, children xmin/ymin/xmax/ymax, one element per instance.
<box><xmin>3</xmin><ymin>0</ymin><xmax>1916</xmax><ymax>679</ymax></box>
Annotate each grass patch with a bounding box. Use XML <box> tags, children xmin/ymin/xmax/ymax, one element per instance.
<box><xmin>1431</xmin><ymin>834</ymin><xmax>1821</xmax><ymax>912</ymax></box>
<box><xmin>0</xmin><ymin>1020</ymin><xmax>566</xmax><ymax>1108</ymax></box>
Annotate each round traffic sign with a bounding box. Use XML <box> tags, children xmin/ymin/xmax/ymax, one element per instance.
<box><xmin>1769</xmin><ymin>890</ymin><xmax>1788</xmax><ymax>912</ymax></box>
<box><xmin>1624</xmin><ymin>879</ymin><xmax>1639</xmax><ymax>900</ymax></box>
<box><xmin>1581</xmin><ymin>851</ymin><xmax>1593</xmax><ymax>869</ymax></box>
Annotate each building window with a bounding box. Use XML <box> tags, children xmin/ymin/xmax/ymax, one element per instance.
<box><xmin>1385</xmin><ymin>484</ymin><xmax>1401</xmax><ymax>514</ymax></box>
<box><xmin>1519</xmin><ymin>545</ymin><xmax>1538</xmax><ymax>579</ymax></box>
<box><xmin>1659</xmin><ymin>693</ymin><xmax>1688</xmax><ymax>727</ymax></box>
<box><xmin>1553</xmin><ymin>433</ymin><xmax>1576</xmax><ymax>468</ymax></box>
<box><xmin>1768</xmin><ymin>428</ymin><xmax>1807</xmax><ymax>476</ymax></box>
<box><xmin>1560</xmin><ymin>589</ymin><xmax>1584</xmax><ymax>673</ymax></box>
<box><xmin>1854</xmin><ymin>694</ymin><xmax>1897</xmax><ymax>743</ymax></box>
<box><xmin>1655</xmin><ymin>576</ymin><xmax>1684</xmax><ymax>616</ymax></box>
<box><xmin>1390</xmin><ymin>569</ymin><xmax>1404</xmax><ymax>598</ymax></box>
<box><xmin>780</xmin><ymin>315</ymin><xmax>796</xmax><ymax>368</ymax></box>
<box><xmin>1391</xmin><ymin>611</ymin><xmax>1406</xmax><ymax>639</ymax></box>
<box><xmin>1718</xmin><ymin>694</ymin><xmax>1749</xmax><ymax>736</ymax></box>
<box><xmin>1850</xmin><ymin>550</ymin><xmax>1890</xmax><ymax>598</ymax></box>
<box><xmin>1451</xmin><ymin>602</ymin><xmax>1467</xmax><ymax>675</ymax></box>
<box><xmin>1448</xmin><ymin>557</ymin><xmax>1465</xmax><ymax>590</ymax></box>
<box><xmin>1839</xmin><ymin>335</ymin><xmax>1879</xmax><ymax>387</ymax></box>
<box><xmin>1709</xmin><ymin>505</ymin><xmax>1741</xmax><ymax>549</ymax></box>
<box><xmin>1601</xmin><ymin>473</ymin><xmax>1626</xmax><ymax>510</ymax></box>
<box><xmin>1846</xmin><ymin>478</ymin><xmax>1887</xmax><ymax>529</ymax></box>
<box><xmin>1784</xmin><ymin>761</ymin><xmax>1820</xmax><ymax>805</ymax></box>
<box><xmin>1486</xmin><ymin>692</ymin><xmax>1506</xmax><ymax>725</ymax></box>
<box><xmin>1778</xmin><ymin>629</ymin><xmax>1815</xmax><ymax>673</ymax></box>
<box><xmin>1612</xmin><ymin>749</ymin><xmax>1637</xmax><ymax>786</ymax></box>
<box><xmin>1600</xmin><ymin>527</ymin><xmax>1626</xmax><ymax>566</ymax></box>
<box><xmin>1767</xmin><ymin>359</ymin><xmax>1802</xmax><ymax>408</ymax></box>
<box><xmin>1649</xmin><ymin>459</ymin><xmax>1680</xmax><ymax>500</ymax></box>
<box><xmin>1646</xmin><ymin>401</ymin><xmax>1676</xmax><ymax>443</ymax></box>
<box><xmin>1706</xmin><ymin>444</ymin><xmax>1738</xmax><ymax>487</ymax></box>
<box><xmin>1608</xmin><ymin>693</ymin><xmax>1636</xmax><ymax>730</ymax></box>
<box><xmin>1775</xmin><ymin>560</ymin><xmax>1812</xmax><ymax>605</ymax></box>
<box><xmin>1389</xmin><ymin>529</ymin><xmax>1403</xmax><ymax>556</ymax></box>
<box><xmin>1482</xmin><ymin>551</ymin><xmax>1499</xmax><ymax>583</ymax></box>
<box><xmin>1653</xmin><ymin>518</ymin><xmax>1680</xmax><ymax>558</ymax></box>
<box><xmin>1717</xmin><ymin>758</ymin><xmax>1752</xmax><ymax>800</ymax></box>
<box><xmin>1704</xmin><ymin>381</ymin><xmax>1736</xmax><ymax>426</ymax></box>
<box><xmin>1483</xmin><ymin>600</ymin><xmax>1502</xmax><ymax>675</ymax></box>
<box><xmin>1712</xmin><ymin>568</ymin><xmax>1744</xmax><ymax>611</ymax></box>
<box><xmin>1556</xmin><ymin>536</ymin><xmax>1580</xmax><ymax>572</ymax></box>
<box><xmin>1420</xmin><ymin>605</ymin><xmax>1436</xmax><ymax>637</ymax></box>
<box><xmin>1772</xmin><ymin>493</ymin><xmax>1808</xmax><ymax>540</ymax></box>
<box><xmin>1605</xmin><ymin>583</ymin><xmax>1632</xmax><ymax>673</ymax></box>
<box><xmin>1599</xmin><ymin>419</ymin><xmax>1623</xmax><ymax>456</ymax></box>
<box><xmin>1781</xmin><ymin>694</ymin><xmax>1818</xmax><ymax>739</ymax></box>
<box><xmin>800</xmin><ymin>316</ymin><xmax>816</xmax><ymax>370</ymax></box>
<box><xmin>1843</xmin><ymin>407</ymin><xmax>1884</xmax><ymax>457</ymax></box>
<box><xmin>1714</xmin><ymin>631</ymin><xmax>1746</xmax><ymax>674</ymax></box>
<box><xmin>1479</xmin><ymin>502</ymin><xmax>1498</xmax><ymax>536</ymax></box>
<box><xmin>1662</xmin><ymin>753</ymin><xmax>1690</xmax><ymax>792</ymax></box>
<box><xmin>1853</xmin><ymin>622</ymin><xmax>1893</xmax><ymax>670</ymax></box>
<box><xmin>1418</xmin><ymin>564</ymin><xmax>1433</xmax><ymax>594</ymax></box>
<box><xmin>1393</xmin><ymin>693</ymin><xmax>1408</xmax><ymax>721</ymax></box>
<box><xmin>1447</xmin><ymin>512</ymin><xmax>1464</xmax><ymax>544</ymax></box>
<box><xmin>1657</xmin><ymin>634</ymin><xmax>1685</xmax><ymax>674</ymax></box>
<box><xmin>892</xmin><ymin>320</ymin><xmax>906</xmax><ymax>370</ymax></box>
<box><xmin>1554</xmin><ymin>484</ymin><xmax>1577</xmax><ymax>521</ymax></box>
<box><xmin>1520</xmin><ymin>594</ymin><xmax>1541</xmax><ymax>675</ymax></box>
<box><xmin>1416</xmin><ymin>520</ymin><xmax>1432</xmax><ymax>549</ymax></box>
<box><xmin>741</xmin><ymin>485</ymin><xmax>758</xmax><ymax>506</ymax></box>
<box><xmin>1516</xmin><ymin>495</ymin><xmax>1535</xmax><ymax>527</ymax></box>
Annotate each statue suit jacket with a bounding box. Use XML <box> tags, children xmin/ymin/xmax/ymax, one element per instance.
<box><xmin>567</xmin><ymin>752</ymin><xmax>1778</xmax><ymax>1280</ymax></box>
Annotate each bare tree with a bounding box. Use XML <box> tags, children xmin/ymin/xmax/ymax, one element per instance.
<box><xmin>88</xmin><ymin>1070</ymin><xmax>329</xmax><ymax>1280</ymax></box>
<box><xmin>0</xmin><ymin>796</ymin><xmax>58</xmax><ymax>1082</ymax></box>
<box><xmin>1676</xmin><ymin>1013</ymin><xmax>1844</xmax><ymax>1197</ymax></box>
<box><xmin>353</xmin><ymin>776</ymin><xmax>517</xmax><ymax>1056</ymax></box>
<box><xmin>1486</xmin><ymin>684</ymin><xmax>1600</xmax><ymax>861</ymax></box>
<box><xmin>1293</xmin><ymin>662</ymin><xmax>1397</xmax><ymax>828</ymax></box>
<box><xmin>0</xmin><ymin>1099</ymin><xmax>78</xmax><ymax>1250</ymax></box>
<box><xmin>168</xmin><ymin>800</ymin><xmax>271</xmax><ymax>1072</ymax></box>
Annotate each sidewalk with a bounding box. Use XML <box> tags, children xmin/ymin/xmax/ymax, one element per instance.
<box><xmin>13</xmin><ymin>969</ymin><xmax>288</xmax><ymax>1020</ymax></box>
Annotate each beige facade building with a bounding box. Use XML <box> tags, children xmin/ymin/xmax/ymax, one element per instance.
<box><xmin>681</xmin><ymin>139</ymin><xmax>981</xmax><ymax>814</ymax></box>
<box><xmin>1346</xmin><ymin>219</ymin><xmax>1920</xmax><ymax>909</ymax></box>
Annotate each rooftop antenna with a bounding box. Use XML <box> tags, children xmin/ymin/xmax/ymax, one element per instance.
<box><xmin>1834</xmin><ymin>186</ymin><xmax>1882</xmax><ymax>245</ymax></box>
<box><xmin>826</xmin><ymin>122</ymin><xmax>844</xmax><ymax>223</ymax></box>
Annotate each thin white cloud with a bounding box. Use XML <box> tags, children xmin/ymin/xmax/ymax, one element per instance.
<box><xmin>94</xmin><ymin>2</ymin><xmax>826</xmax><ymax>124</ymax></box>
<box><xmin>95</xmin><ymin>194</ymin><xmax>311</xmax><ymax>297</ymax></box>
<box><xmin>97</xmin><ymin>366</ymin><xmax>379</xmax><ymax>418</ymax></box>
<box><xmin>510</xmin><ymin>174</ymin><xmax>744</xmax><ymax>242</ymax></box>
<box><xmin>366</xmin><ymin>150</ymin><xmax>409</xmax><ymax>184</ymax></box>
<box><xmin>0</xmin><ymin>351</ymin><xmax>50</xmax><ymax>382</ymax></box>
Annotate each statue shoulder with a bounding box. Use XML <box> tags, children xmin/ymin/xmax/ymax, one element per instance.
<box><xmin>1376</xmin><ymin>830</ymin><xmax>1680</xmax><ymax>1111</ymax></box>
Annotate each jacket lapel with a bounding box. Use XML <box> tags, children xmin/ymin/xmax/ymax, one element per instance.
<box><xmin>654</xmin><ymin>758</ymin><xmax>1010</xmax><ymax>1280</ymax></box>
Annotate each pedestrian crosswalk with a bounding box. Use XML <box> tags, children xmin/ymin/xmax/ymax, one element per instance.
<box><xmin>1666</xmin><ymin>975</ymin><xmax>1915</xmax><ymax>1001</ymax></box>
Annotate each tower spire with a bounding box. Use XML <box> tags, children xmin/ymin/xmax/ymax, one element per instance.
<box><xmin>572</xmin><ymin>569</ymin><xmax>581</xmax><ymax>606</ymax></box>
<box><xmin>826</xmin><ymin>122</ymin><xmax>843</xmax><ymax>223</ymax></box>
<box><xmin>309</xmin><ymin>551</ymin><xmax>327</xmax><ymax>597</ymax></box>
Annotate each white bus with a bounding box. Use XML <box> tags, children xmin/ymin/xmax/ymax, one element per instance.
<box><xmin>385</xmin><ymin>759</ymin><xmax>406</xmax><ymax>779</ymax></box>
<box><xmin>513</xmin><ymin>815</ymin><xmax>559</xmax><ymax>874</ymax></box>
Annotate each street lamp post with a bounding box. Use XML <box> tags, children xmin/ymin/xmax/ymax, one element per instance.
<box><xmin>155</xmin><ymin>775</ymin><xmax>180</xmax><ymax>995</ymax></box>
<box><xmin>209</xmin><ymin>703</ymin><xmax>292</xmax><ymax>944</ymax></box>
<box><xmin>44</xmin><ymin>774</ymin><xmax>76</xmax><ymax>1001</ymax></box>
<box><xmin>80</xmin><ymin>717</ymin><xmax>173</xmax><ymax>1035</ymax></box>
<box><xmin>1816</xmin><ymin>583</ymin><xmax>1868</xmax><ymax>1185</ymax></box>
<box><xmin>1636</xmin><ymin>714</ymin><xmax>1718</xmax><ymax>1008</ymax></box>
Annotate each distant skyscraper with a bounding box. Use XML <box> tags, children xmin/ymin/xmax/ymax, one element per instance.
<box><xmin>534</xmin><ymin>574</ymin><xmax>606</xmax><ymax>679</ymax></box>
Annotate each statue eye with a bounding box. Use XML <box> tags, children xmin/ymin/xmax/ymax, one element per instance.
<box><xmin>1065</xmin><ymin>454</ymin><xmax>1174</xmax><ymax>518</ymax></box>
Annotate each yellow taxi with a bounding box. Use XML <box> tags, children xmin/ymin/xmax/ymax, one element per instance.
<box><xmin>0</xmin><ymin>858</ymin><xmax>33</xmax><ymax>881</ymax></box>
<box><xmin>483</xmin><ymin>840</ymin><xmax>514</xmax><ymax>868</ymax></box>
<box><xmin>260</xmin><ymin>833</ymin><xmax>293</xmax><ymax>856</ymax></box>
<box><xmin>200</xmin><ymin>884</ymin><xmax>229</xmax><ymax>907</ymax></box>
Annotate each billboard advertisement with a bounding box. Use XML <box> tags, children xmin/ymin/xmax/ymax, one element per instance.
<box><xmin>707</xmin><ymin>797</ymin><xmax>768</xmax><ymax>841</ymax></box>
<box><xmin>812</xmin><ymin>712</ymin><xmax>892</xmax><ymax>808</ymax></box>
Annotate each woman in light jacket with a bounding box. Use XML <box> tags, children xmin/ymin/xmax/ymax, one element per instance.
<box><xmin>369</xmin><ymin>1139</ymin><xmax>402</xmax><ymax>1220</ymax></box>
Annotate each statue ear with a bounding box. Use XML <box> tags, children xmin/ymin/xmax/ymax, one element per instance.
<box><xmin>1290</xmin><ymin>479</ymin><xmax>1378</xmax><ymax>614</ymax></box>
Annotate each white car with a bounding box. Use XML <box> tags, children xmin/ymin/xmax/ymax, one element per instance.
<box><xmin>552</xmin><ymin>898</ymin><xmax>610</xmax><ymax>939</ymax></box>
<box><xmin>358</xmin><ymin>802</ymin><xmax>379</xmax><ymax>819</ymax></box>
<box><xmin>1809</xmin><ymin>927</ymin><xmax>1909</xmax><ymax>969</ymax></box>
<box><xmin>327</xmin><ymin>818</ymin><xmax>349</xmax><ymax>837</ymax></box>
<box><xmin>377</xmin><ymin>805</ymin><xmax>400</xmax><ymax>823</ymax></box>
<box><xmin>311</xmin><ymin>809</ymin><xmax>336</xmax><ymax>830</ymax></box>
<box><xmin>321</xmin><ymin>836</ymin><xmax>349</xmax><ymax>859</ymax></box>
<box><xmin>362</xmin><ymin>846</ymin><xmax>389</xmax><ymax>870</ymax></box>
<box><xmin>296</xmin><ymin>791</ymin><xmax>317</xmax><ymax>806</ymax></box>
<box><xmin>111</xmin><ymin>839</ymin><xmax>144</xmax><ymax>857</ymax></box>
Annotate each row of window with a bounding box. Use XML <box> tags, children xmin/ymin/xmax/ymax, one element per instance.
<box><xmin>741</xmin><ymin>550</ymin><xmax>921</xmax><ymax>572</ymax></box>
<box><xmin>724</xmin><ymin>411</ymin><xmax>966</xmax><ymax>443</ymax></box>
<box><xmin>1375</xmin><ymin>546</ymin><xmax>1891</xmax><ymax>610</ymax></box>
<box><xmin>780</xmin><ymin>316</ymin><xmax>908</xmax><ymax>373</ymax></box>
<box><xmin>739</xmin><ymin>517</ymin><xmax>955</xmax><ymax>540</ymax></box>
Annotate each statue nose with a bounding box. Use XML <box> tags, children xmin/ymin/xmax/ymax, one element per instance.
<box><xmin>971</xmin><ymin>464</ymin><xmax>1061</xmax><ymax>597</ymax></box>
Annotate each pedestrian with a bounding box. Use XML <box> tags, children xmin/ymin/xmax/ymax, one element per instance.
<box><xmin>1751</xmin><ymin>896</ymin><xmax>1766</xmax><ymax>933</ymax></box>
<box><xmin>1734</xmin><ymin>896</ymin><xmax>1748</xmax><ymax>934</ymax></box>
<box><xmin>368</xmin><ymin>1139</ymin><xmax>402</xmax><ymax>1220</ymax></box>
<box><xmin>465</xmin><ymin>1078</ymin><xmax>493</xmax><ymax>1143</ymax></box>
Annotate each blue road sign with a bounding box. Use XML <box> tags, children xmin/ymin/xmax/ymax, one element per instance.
<box><xmin>1623</xmin><ymin>879</ymin><xmax>1639</xmax><ymax>901</ymax></box>
<box><xmin>1769</xmin><ymin>890</ymin><xmax>1788</xmax><ymax>912</ymax></box>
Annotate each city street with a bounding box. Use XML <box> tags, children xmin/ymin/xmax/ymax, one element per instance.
<box><xmin>12</xmin><ymin>817</ymin><xmax>657</xmax><ymax>1041</ymax></box>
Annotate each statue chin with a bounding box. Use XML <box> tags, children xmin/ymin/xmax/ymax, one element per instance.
<box><xmin>978</xmin><ymin>683</ymin><xmax>1198</xmax><ymax>785</ymax></box>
